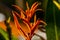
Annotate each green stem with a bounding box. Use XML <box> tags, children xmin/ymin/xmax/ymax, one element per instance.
<box><xmin>53</xmin><ymin>4</ymin><xmax>58</xmax><ymax>40</ymax></box>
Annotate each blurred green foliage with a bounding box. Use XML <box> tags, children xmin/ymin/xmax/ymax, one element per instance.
<box><xmin>45</xmin><ymin>0</ymin><xmax>60</xmax><ymax>40</ymax></box>
<box><xmin>0</xmin><ymin>27</ymin><xmax>18</xmax><ymax>40</ymax></box>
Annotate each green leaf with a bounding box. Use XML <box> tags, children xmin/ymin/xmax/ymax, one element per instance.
<box><xmin>0</xmin><ymin>27</ymin><xmax>18</xmax><ymax>40</ymax></box>
<box><xmin>45</xmin><ymin>0</ymin><xmax>60</xmax><ymax>40</ymax></box>
<box><xmin>0</xmin><ymin>27</ymin><xmax>9</xmax><ymax>40</ymax></box>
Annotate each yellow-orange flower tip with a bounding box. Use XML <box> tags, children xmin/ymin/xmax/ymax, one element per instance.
<box><xmin>26</xmin><ymin>2</ymin><xmax>29</xmax><ymax>10</ymax></box>
<box><xmin>7</xmin><ymin>17</ymin><xmax>11</xmax><ymax>23</ymax></box>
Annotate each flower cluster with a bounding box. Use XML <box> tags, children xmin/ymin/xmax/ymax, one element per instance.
<box><xmin>12</xmin><ymin>2</ymin><xmax>46</xmax><ymax>40</ymax></box>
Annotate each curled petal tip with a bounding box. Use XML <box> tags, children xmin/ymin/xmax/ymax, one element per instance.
<box><xmin>31</xmin><ymin>2</ymin><xmax>38</xmax><ymax>9</ymax></box>
<box><xmin>40</xmin><ymin>20</ymin><xmax>47</xmax><ymax>26</ymax></box>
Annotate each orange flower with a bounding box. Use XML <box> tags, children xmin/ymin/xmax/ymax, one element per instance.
<box><xmin>12</xmin><ymin>2</ymin><xmax>39</xmax><ymax>21</ymax></box>
<box><xmin>12</xmin><ymin>2</ymin><xmax>46</xmax><ymax>40</ymax></box>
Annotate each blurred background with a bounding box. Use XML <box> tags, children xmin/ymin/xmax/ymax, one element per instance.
<box><xmin>0</xmin><ymin>0</ymin><xmax>60</xmax><ymax>40</ymax></box>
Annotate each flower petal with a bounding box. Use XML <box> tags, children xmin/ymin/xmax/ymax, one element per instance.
<box><xmin>31</xmin><ymin>2</ymin><xmax>38</xmax><ymax>9</ymax></box>
<box><xmin>31</xmin><ymin>20</ymin><xmax>41</xmax><ymax>35</ymax></box>
<box><xmin>12</xmin><ymin>11</ymin><xmax>29</xmax><ymax>38</ymax></box>
<box><xmin>26</xmin><ymin>2</ymin><xmax>29</xmax><ymax>10</ymax></box>
<box><xmin>12</xmin><ymin>5</ymin><xmax>25</xmax><ymax>14</ymax></box>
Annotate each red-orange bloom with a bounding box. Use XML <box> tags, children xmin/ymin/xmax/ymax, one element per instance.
<box><xmin>12</xmin><ymin>2</ymin><xmax>46</xmax><ymax>40</ymax></box>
